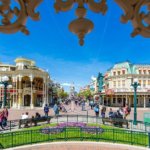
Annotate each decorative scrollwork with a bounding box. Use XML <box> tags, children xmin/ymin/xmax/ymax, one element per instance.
<box><xmin>0</xmin><ymin>0</ymin><xmax>43</xmax><ymax>35</ymax></box>
<box><xmin>54</xmin><ymin>0</ymin><xmax>107</xmax><ymax>46</ymax></box>
<box><xmin>115</xmin><ymin>0</ymin><xmax>150</xmax><ymax>37</ymax></box>
<box><xmin>1</xmin><ymin>0</ymin><xmax>150</xmax><ymax>45</ymax></box>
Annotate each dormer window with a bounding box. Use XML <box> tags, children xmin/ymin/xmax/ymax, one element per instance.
<box><xmin>122</xmin><ymin>70</ymin><xmax>125</xmax><ymax>75</ymax></box>
<box><xmin>118</xmin><ymin>71</ymin><xmax>121</xmax><ymax>75</ymax></box>
<box><xmin>113</xmin><ymin>72</ymin><xmax>116</xmax><ymax>76</ymax></box>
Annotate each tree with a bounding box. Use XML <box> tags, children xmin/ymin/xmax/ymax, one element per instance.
<box><xmin>78</xmin><ymin>89</ymin><xmax>93</xmax><ymax>100</ymax></box>
<box><xmin>57</xmin><ymin>88</ymin><xmax>68</xmax><ymax>100</ymax></box>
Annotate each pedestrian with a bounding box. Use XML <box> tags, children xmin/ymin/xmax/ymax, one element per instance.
<box><xmin>22</xmin><ymin>112</ymin><xmax>29</xmax><ymax>128</ymax></box>
<box><xmin>2</xmin><ymin>107</ymin><xmax>9</xmax><ymax>127</ymax></box>
<box><xmin>119</xmin><ymin>107</ymin><xmax>124</xmax><ymax>117</ymax></box>
<box><xmin>101</xmin><ymin>106</ymin><xmax>106</xmax><ymax>118</ymax></box>
<box><xmin>90</xmin><ymin>100</ymin><xmax>94</xmax><ymax>110</ymax></box>
<box><xmin>124</xmin><ymin>104</ymin><xmax>131</xmax><ymax>119</ymax></box>
<box><xmin>53</xmin><ymin>103</ymin><xmax>59</xmax><ymax>116</ymax></box>
<box><xmin>108</xmin><ymin>108</ymin><xmax>114</xmax><ymax>118</ymax></box>
<box><xmin>0</xmin><ymin>111</ymin><xmax>5</xmax><ymax>130</ymax></box>
<box><xmin>81</xmin><ymin>101</ymin><xmax>85</xmax><ymax>111</ymax></box>
<box><xmin>44</xmin><ymin>104</ymin><xmax>49</xmax><ymax>117</ymax></box>
<box><xmin>94</xmin><ymin>105</ymin><xmax>99</xmax><ymax>117</ymax></box>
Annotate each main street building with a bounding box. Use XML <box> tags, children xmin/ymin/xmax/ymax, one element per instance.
<box><xmin>100</xmin><ymin>61</ymin><xmax>150</xmax><ymax>108</ymax></box>
<box><xmin>0</xmin><ymin>57</ymin><xmax>50</xmax><ymax>109</ymax></box>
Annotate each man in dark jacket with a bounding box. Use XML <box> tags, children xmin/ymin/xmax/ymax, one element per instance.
<box><xmin>44</xmin><ymin>104</ymin><xmax>49</xmax><ymax>117</ymax></box>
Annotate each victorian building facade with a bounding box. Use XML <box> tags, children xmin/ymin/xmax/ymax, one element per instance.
<box><xmin>0</xmin><ymin>57</ymin><xmax>51</xmax><ymax>109</ymax></box>
<box><xmin>100</xmin><ymin>61</ymin><xmax>150</xmax><ymax>108</ymax></box>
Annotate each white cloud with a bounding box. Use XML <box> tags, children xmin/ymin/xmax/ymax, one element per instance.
<box><xmin>61</xmin><ymin>83</ymin><xmax>71</xmax><ymax>87</ymax></box>
<box><xmin>91</xmin><ymin>75</ymin><xmax>97</xmax><ymax>81</ymax></box>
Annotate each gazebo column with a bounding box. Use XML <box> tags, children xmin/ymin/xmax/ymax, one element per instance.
<box><xmin>18</xmin><ymin>75</ymin><xmax>22</xmax><ymax>109</ymax></box>
<box><xmin>42</xmin><ymin>78</ymin><xmax>46</xmax><ymax>107</ymax></box>
<box><xmin>45</xmin><ymin>79</ymin><xmax>47</xmax><ymax>105</ymax></box>
<box><xmin>12</xmin><ymin>77</ymin><xmax>15</xmax><ymax>108</ymax></box>
<box><xmin>30</xmin><ymin>75</ymin><xmax>34</xmax><ymax>109</ymax></box>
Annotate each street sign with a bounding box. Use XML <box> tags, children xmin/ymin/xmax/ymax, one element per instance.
<box><xmin>144</xmin><ymin>113</ymin><xmax>150</xmax><ymax>123</ymax></box>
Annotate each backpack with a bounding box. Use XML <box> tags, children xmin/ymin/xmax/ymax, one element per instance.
<box><xmin>127</xmin><ymin>107</ymin><xmax>131</xmax><ymax>113</ymax></box>
<box><xmin>94</xmin><ymin>107</ymin><xmax>99</xmax><ymax>113</ymax></box>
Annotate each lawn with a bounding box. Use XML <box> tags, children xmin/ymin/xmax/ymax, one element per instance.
<box><xmin>0</xmin><ymin>123</ymin><xmax>148</xmax><ymax>149</ymax></box>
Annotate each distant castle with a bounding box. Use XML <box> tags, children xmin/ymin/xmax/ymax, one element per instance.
<box><xmin>69</xmin><ymin>83</ymin><xmax>76</xmax><ymax>98</ymax></box>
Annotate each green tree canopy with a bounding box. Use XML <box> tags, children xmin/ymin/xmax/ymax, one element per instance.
<box><xmin>78</xmin><ymin>89</ymin><xmax>93</xmax><ymax>100</ymax></box>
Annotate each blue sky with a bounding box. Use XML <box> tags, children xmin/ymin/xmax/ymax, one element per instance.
<box><xmin>0</xmin><ymin>1</ymin><xmax>150</xmax><ymax>92</ymax></box>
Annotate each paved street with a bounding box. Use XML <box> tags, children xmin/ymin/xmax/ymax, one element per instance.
<box><xmin>8</xmin><ymin>142</ymin><xmax>148</xmax><ymax>150</ymax></box>
<box><xmin>3</xmin><ymin>103</ymin><xmax>150</xmax><ymax>121</ymax></box>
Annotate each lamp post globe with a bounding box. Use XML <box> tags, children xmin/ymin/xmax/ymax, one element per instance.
<box><xmin>8</xmin><ymin>85</ymin><xmax>12</xmax><ymax>89</ymax></box>
<box><xmin>2</xmin><ymin>76</ymin><xmax>9</xmax><ymax>82</ymax></box>
<box><xmin>0</xmin><ymin>84</ymin><xmax>4</xmax><ymax>88</ymax></box>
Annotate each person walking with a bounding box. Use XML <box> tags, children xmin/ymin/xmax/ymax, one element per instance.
<box><xmin>2</xmin><ymin>107</ymin><xmax>9</xmax><ymax>127</ymax></box>
<box><xmin>0</xmin><ymin>111</ymin><xmax>4</xmax><ymax>130</ymax></box>
<box><xmin>90</xmin><ymin>100</ymin><xmax>94</xmax><ymax>110</ymax></box>
<box><xmin>44</xmin><ymin>104</ymin><xmax>49</xmax><ymax>117</ymax></box>
<box><xmin>94</xmin><ymin>105</ymin><xmax>99</xmax><ymax>117</ymax></box>
<box><xmin>124</xmin><ymin>104</ymin><xmax>131</xmax><ymax>119</ymax></box>
<box><xmin>108</xmin><ymin>108</ymin><xmax>114</xmax><ymax>118</ymax></box>
<box><xmin>101</xmin><ymin>106</ymin><xmax>106</xmax><ymax>118</ymax></box>
<box><xmin>53</xmin><ymin>103</ymin><xmax>59</xmax><ymax>116</ymax></box>
<box><xmin>81</xmin><ymin>100</ymin><xmax>85</xmax><ymax>111</ymax></box>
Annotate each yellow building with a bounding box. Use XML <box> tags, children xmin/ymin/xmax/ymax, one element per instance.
<box><xmin>0</xmin><ymin>57</ymin><xmax>50</xmax><ymax>109</ymax></box>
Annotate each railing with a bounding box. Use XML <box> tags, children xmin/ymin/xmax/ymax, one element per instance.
<box><xmin>1</xmin><ymin>115</ymin><xmax>150</xmax><ymax>132</ymax></box>
<box><xmin>0</xmin><ymin>127</ymin><xmax>149</xmax><ymax>149</ymax></box>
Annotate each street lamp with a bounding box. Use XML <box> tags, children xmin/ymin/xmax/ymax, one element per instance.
<box><xmin>0</xmin><ymin>76</ymin><xmax>12</xmax><ymax>108</ymax></box>
<box><xmin>131</xmin><ymin>78</ymin><xmax>140</xmax><ymax>125</ymax></box>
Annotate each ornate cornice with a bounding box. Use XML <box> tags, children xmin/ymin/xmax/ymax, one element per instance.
<box><xmin>107</xmin><ymin>74</ymin><xmax>150</xmax><ymax>79</ymax></box>
<box><xmin>0</xmin><ymin>69</ymin><xmax>49</xmax><ymax>79</ymax></box>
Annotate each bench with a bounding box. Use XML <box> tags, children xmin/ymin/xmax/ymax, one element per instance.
<box><xmin>102</xmin><ymin>117</ymin><xmax>129</xmax><ymax>128</ymax></box>
<box><xmin>19</xmin><ymin>116</ymin><xmax>52</xmax><ymax>128</ymax></box>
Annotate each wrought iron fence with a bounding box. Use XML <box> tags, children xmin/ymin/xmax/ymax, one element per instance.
<box><xmin>0</xmin><ymin>127</ymin><xmax>149</xmax><ymax>149</ymax></box>
<box><xmin>1</xmin><ymin>115</ymin><xmax>150</xmax><ymax>132</ymax></box>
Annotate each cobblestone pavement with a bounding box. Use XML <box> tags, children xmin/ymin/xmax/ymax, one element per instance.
<box><xmin>8</xmin><ymin>142</ymin><xmax>148</xmax><ymax>150</ymax></box>
<box><xmin>3</xmin><ymin>103</ymin><xmax>149</xmax><ymax>121</ymax></box>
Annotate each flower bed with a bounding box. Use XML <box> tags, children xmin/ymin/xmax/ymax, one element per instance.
<box><xmin>41</xmin><ymin>127</ymin><xmax>64</xmax><ymax>134</ymax></box>
<box><xmin>41</xmin><ymin>122</ymin><xmax>104</xmax><ymax>135</ymax></box>
<box><xmin>57</xmin><ymin>122</ymin><xmax>87</xmax><ymax>128</ymax></box>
